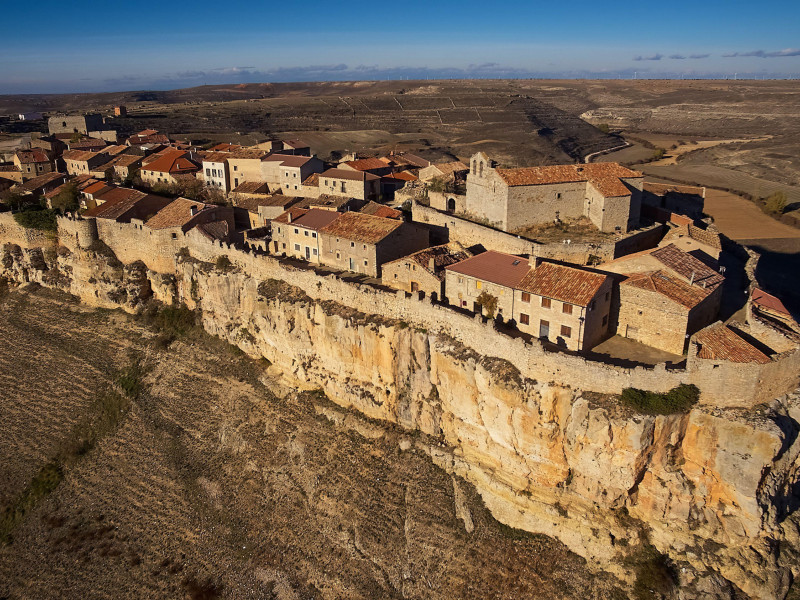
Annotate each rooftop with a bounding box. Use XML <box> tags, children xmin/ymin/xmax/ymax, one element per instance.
<box><xmin>63</xmin><ymin>149</ymin><xmax>102</xmax><ymax>162</ymax></box>
<box><xmin>15</xmin><ymin>172</ymin><xmax>64</xmax><ymax>193</ymax></box>
<box><xmin>320</xmin><ymin>168</ymin><xmax>380</xmax><ymax>182</ymax></box>
<box><xmin>496</xmin><ymin>162</ymin><xmax>641</xmax><ymax>197</ymax></box>
<box><xmin>263</xmin><ymin>154</ymin><xmax>314</xmax><ymax>168</ymax></box>
<box><xmin>342</xmin><ymin>157</ymin><xmax>389</xmax><ymax>171</ymax></box>
<box><xmin>232</xmin><ymin>181</ymin><xmax>270</xmax><ymax>195</ymax></box>
<box><xmin>428</xmin><ymin>161</ymin><xmax>468</xmax><ymax>176</ymax></box>
<box><xmin>15</xmin><ymin>149</ymin><xmax>50</xmax><ymax>164</ymax></box>
<box><xmin>142</xmin><ymin>150</ymin><xmax>199</xmax><ymax>174</ymax></box>
<box><xmin>387</xmin><ymin>242</ymin><xmax>472</xmax><ymax>281</ymax></box>
<box><xmin>286</xmin><ymin>208</ymin><xmax>341</xmax><ymax>231</ymax></box>
<box><xmin>621</xmin><ymin>270</ymin><xmax>713</xmax><ymax>309</ymax></box>
<box><xmin>319</xmin><ymin>211</ymin><xmax>403</xmax><ymax>244</ymax></box>
<box><xmin>518</xmin><ymin>261</ymin><xmax>609</xmax><ymax>306</ymax></box>
<box><xmin>752</xmin><ymin>288</ymin><xmax>792</xmax><ymax>318</ymax></box>
<box><xmin>83</xmin><ymin>188</ymin><xmax>153</xmax><ymax>220</ymax></box>
<box><xmin>694</xmin><ymin>324</ymin><xmax>771</xmax><ymax>364</ymax></box>
<box><xmin>445</xmin><ymin>250</ymin><xmax>529</xmax><ymax>289</ymax></box>
<box><xmin>649</xmin><ymin>244</ymin><xmax>724</xmax><ymax>289</ymax></box>
<box><xmin>662</xmin><ymin>223</ymin><xmax>722</xmax><ymax>250</ymax></box>
<box><xmin>145</xmin><ymin>197</ymin><xmax>215</xmax><ymax>229</ymax></box>
<box><xmin>360</xmin><ymin>201</ymin><xmax>402</xmax><ymax>220</ymax></box>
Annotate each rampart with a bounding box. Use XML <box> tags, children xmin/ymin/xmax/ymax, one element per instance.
<box><xmin>49</xmin><ymin>214</ymin><xmax>800</xmax><ymax>408</ymax></box>
<box><xmin>411</xmin><ymin>202</ymin><xmax>666</xmax><ymax>264</ymax></box>
<box><xmin>0</xmin><ymin>212</ymin><xmax>57</xmax><ymax>249</ymax></box>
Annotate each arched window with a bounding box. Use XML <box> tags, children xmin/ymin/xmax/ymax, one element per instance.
<box><xmin>471</xmin><ymin>159</ymin><xmax>476</xmax><ymax>175</ymax></box>
<box><xmin>479</xmin><ymin>161</ymin><xmax>484</xmax><ymax>177</ymax></box>
<box><xmin>447</xmin><ymin>198</ymin><xmax>456</xmax><ymax>212</ymax></box>
<box><xmin>62</xmin><ymin>121</ymin><xmax>67</xmax><ymax>128</ymax></box>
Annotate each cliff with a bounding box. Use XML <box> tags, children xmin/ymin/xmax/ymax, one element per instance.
<box><xmin>2</xmin><ymin>224</ymin><xmax>800</xmax><ymax>599</ymax></box>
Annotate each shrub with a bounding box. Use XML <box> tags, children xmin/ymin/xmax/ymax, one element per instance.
<box><xmin>597</xmin><ymin>123</ymin><xmax>610</xmax><ymax>134</ymax></box>
<box><xmin>650</xmin><ymin>147</ymin><xmax>666</xmax><ymax>161</ymax></box>
<box><xmin>50</xmin><ymin>182</ymin><xmax>80</xmax><ymax>213</ymax></box>
<box><xmin>620</xmin><ymin>384</ymin><xmax>699</xmax><ymax>415</ymax></box>
<box><xmin>13</xmin><ymin>208</ymin><xmax>57</xmax><ymax>231</ymax></box>
<box><xmin>215</xmin><ymin>255</ymin><xmax>233</xmax><ymax>272</ymax></box>
<box><xmin>763</xmin><ymin>191</ymin><xmax>788</xmax><ymax>215</ymax></box>
<box><xmin>0</xmin><ymin>461</ymin><xmax>62</xmax><ymax>544</ymax></box>
<box><xmin>475</xmin><ymin>291</ymin><xmax>499</xmax><ymax>318</ymax></box>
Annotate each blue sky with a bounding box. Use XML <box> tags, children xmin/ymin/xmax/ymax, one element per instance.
<box><xmin>2</xmin><ymin>0</ymin><xmax>799</xmax><ymax>93</ymax></box>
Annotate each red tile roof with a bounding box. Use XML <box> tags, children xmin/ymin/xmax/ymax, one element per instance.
<box><xmin>142</xmin><ymin>151</ymin><xmax>199</xmax><ymax>174</ymax></box>
<box><xmin>263</xmin><ymin>154</ymin><xmax>314</xmax><ymax>168</ymax></box>
<box><xmin>360</xmin><ymin>201</ymin><xmax>402</xmax><ymax>220</ymax></box>
<box><xmin>207</xmin><ymin>142</ymin><xmax>242</xmax><ymax>152</ymax></box>
<box><xmin>496</xmin><ymin>162</ymin><xmax>641</xmax><ymax>197</ymax></box>
<box><xmin>427</xmin><ymin>161</ymin><xmax>468</xmax><ymax>176</ymax></box>
<box><xmin>320</xmin><ymin>168</ymin><xmax>380</xmax><ymax>182</ymax></box>
<box><xmin>518</xmin><ymin>262</ymin><xmax>609</xmax><ymax>306</ymax></box>
<box><xmin>82</xmin><ymin>180</ymin><xmax>113</xmax><ymax>195</ymax></box>
<box><xmin>196</xmin><ymin>220</ymin><xmax>230</xmax><ymax>241</ymax></box>
<box><xmin>319</xmin><ymin>211</ymin><xmax>403</xmax><ymax>244</ymax></box>
<box><xmin>382</xmin><ymin>171</ymin><xmax>418</xmax><ymax>181</ymax></box>
<box><xmin>342</xmin><ymin>157</ymin><xmax>389</xmax><ymax>171</ymax></box>
<box><xmin>287</xmin><ymin>208</ymin><xmax>341</xmax><ymax>231</ymax></box>
<box><xmin>145</xmin><ymin>197</ymin><xmax>215</xmax><ymax>229</ymax></box>
<box><xmin>232</xmin><ymin>181</ymin><xmax>270</xmax><ymax>195</ymax></box>
<box><xmin>386</xmin><ymin>242</ymin><xmax>472</xmax><ymax>281</ymax></box>
<box><xmin>694</xmin><ymin>324</ymin><xmax>771</xmax><ymax>364</ymax></box>
<box><xmin>273</xmin><ymin>207</ymin><xmax>309</xmax><ymax>224</ymax></box>
<box><xmin>63</xmin><ymin>149</ymin><xmax>101</xmax><ymax>162</ymax></box>
<box><xmin>650</xmin><ymin>244</ymin><xmax>724</xmax><ymax>290</ymax></box>
<box><xmin>445</xmin><ymin>251</ymin><xmax>529</xmax><ymax>289</ymax></box>
<box><xmin>15</xmin><ymin>149</ymin><xmax>50</xmax><ymax>164</ymax></box>
<box><xmin>302</xmin><ymin>173</ymin><xmax>319</xmax><ymax>186</ymax></box>
<box><xmin>622</xmin><ymin>270</ymin><xmax>713</xmax><ymax>309</ymax></box>
<box><xmin>752</xmin><ymin>288</ymin><xmax>791</xmax><ymax>317</ymax></box>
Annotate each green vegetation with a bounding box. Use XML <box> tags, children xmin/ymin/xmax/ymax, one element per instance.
<box><xmin>49</xmin><ymin>182</ymin><xmax>80</xmax><ymax>213</ymax></box>
<box><xmin>1</xmin><ymin>191</ymin><xmax>28</xmax><ymax>211</ymax></box>
<box><xmin>620</xmin><ymin>384</ymin><xmax>699</xmax><ymax>415</ymax></box>
<box><xmin>763</xmin><ymin>191</ymin><xmax>788</xmax><ymax>215</ymax></box>
<box><xmin>626</xmin><ymin>544</ymin><xmax>678</xmax><ymax>600</ymax></box>
<box><xmin>0</xmin><ymin>461</ymin><xmax>62</xmax><ymax>544</ymax></box>
<box><xmin>597</xmin><ymin>123</ymin><xmax>610</xmax><ymax>134</ymax></box>
<box><xmin>215</xmin><ymin>255</ymin><xmax>233</xmax><ymax>272</ymax></box>
<box><xmin>650</xmin><ymin>147</ymin><xmax>666</xmax><ymax>161</ymax></box>
<box><xmin>475</xmin><ymin>291</ymin><xmax>499</xmax><ymax>318</ymax></box>
<box><xmin>139</xmin><ymin>302</ymin><xmax>197</xmax><ymax>338</ymax></box>
<box><xmin>13</xmin><ymin>207</ymin><xmax>57</xmax><ymax>232</ymax></box>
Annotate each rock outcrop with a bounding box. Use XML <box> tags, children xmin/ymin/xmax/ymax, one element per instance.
<box><xmin>2</xmin><ymin>238</ymin><xmax>799</xmax><ymax>599</ymax></box>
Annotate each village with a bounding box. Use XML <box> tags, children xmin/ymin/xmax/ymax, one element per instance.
<box><xmin>2</xmin><ymin>109</ymin><xmax>798</xmax><ymax>371</ymax></box>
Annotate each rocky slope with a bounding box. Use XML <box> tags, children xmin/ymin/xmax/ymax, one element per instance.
<box><xmin>2</xmin><ymin>237</ymin><xmax>800</xmax><ymax>599</ymax></box>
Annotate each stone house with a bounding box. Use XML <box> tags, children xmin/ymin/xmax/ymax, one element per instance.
<box><xmin>380</xmin><ymin>171</ymin><xmax>418</xmax><ymax>200</ymax></box>
<box><xmin>126</xmin><ymin>129</ymin><xmax>171</xmax><ymax>147</ymax></box>
<box><xmin>13</xmin><ymin>149</ymin><xmax>54</xmax><ymax>179</ymax></box>
<box><xmin>691</xmin><ymin>323</ymin><xmax>771</xmax><ymax>364</ymax></box>
<box><xmin>226</xmin><ymin>150</ymin><xmax>268</xmax><ymax>190</ymax></box>
<box><xmin>105</xmin><ymin>153</ymin><xmax>143</xmax><ymax>181</ymax></box>
<box><xmin>144</xmin><ymin>197</ymin><xmax>234</xmax><ymax>241</ymax></box>
<box><xmin>233</xmin><ymin>192</ymin><xmax>299</xmax><ymax>229</ymax></box>
<box><xmin>12</xmin><ymin>172</ymin><xmax>67</xmax><ymax>201</ymax></box>
<box><xmin>262</xmin><ymin>154</ymin><xmax>324</xmax><ymax>195</ymax></box>
<box><xmin>513</xmin><ymin>260</ymin><xmax>612</xmax><ymax>351</ymax></box>
<box><xmin>48</xmin><ymin>114</ymin><xmax>104</xmax><ymax>136</ymax></box>
<box><xmin>80</xmin><ymin>180</ymin><xmax>116</xmax><ymax>209</ymax></box>
<box><xmin>360</xmin><ymin>201</ymin><xmax>402</xmax><ymax>220</ymax></box>
<box><xmin>381</xmin><ymin>242</ymin><xmax>472</xmax><ymax>300</ymax></box>
<box><xmin>62</xmin><ymin>150</ymin><xmax>111</xmax><ymax>176</ymax></box>
<box><xmin>201</xmin><ymin>152</ymin><xmax>231</xmax><ymax>192</ymax></box>
<box><xmin>318</xmin><ymin>211</ymin><xmax>430</xmax><ymax>277</ymax></box>
<box><xmin>601</xmin><ymin>244</ymin><xmax>725</xmax><ymax>354</ymax></box>
<box><xmin>444</xmin><ymin>250</ymin><xmax>530</xmax><ymax>319</ymax></box>
<box><xmin>83</xmin><ymin>188</ymin><xmax>171</xmax><ymax>223</ymax></box>
<box><xmin>659</xmin><ymin>222</ymin><xmax>722</xmax><ymax>267</ymax></box>
<box><xmin>30</xmin><ymin>135</ymin><xmax>67</xmax><ymax>158</ymax></box>
<box><xmin>418</xmin><ymin>161</ymin><xmax>468</xmax><ymax>182</ymax></box>
<box><xmin>66</xmin><ymin>137</ymin><xmax>108</xmax><ymax>152</ymax></box>
<box><xmin>270</xmin><ymin>208</ymin><xmax>340</xmax><ymax>262</ymax></box>
<box><xmin>318</xmin><ymin>168</ymin><xmax>380</xmax><ymax>201</ymax></box>
<box><xmin>464</xmin><ymin>152</ymin><xmax>643</xmax><ymax>233</ymax></box>
<box><xmin>139</xmin><ymin>150</ymin><xmax>201</xmax><ymax>187</ymax></box>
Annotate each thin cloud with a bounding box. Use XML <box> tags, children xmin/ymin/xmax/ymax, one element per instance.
<box><xmin>633</xmin><ymin>54</ymin><xmax>663</xmax><ymax>61</ymax></box>
<box><xmin>669</xmin><ymin>54</ymin><xmax>686</xmax><ymax>60</ymax></box>
<box><xmin>669</xmin><ymin>53</ymin><xmax>710</xmax><ymax>60</ymax></box>
<box><xmin>724</xmin><ymin>48</ymin><xmax>800</xmax><ymax>58</ymax></box>
<box><xmin>689</xmin><ymin>53</ymin><xmax>710</xmax><ymax>59</ymax></box>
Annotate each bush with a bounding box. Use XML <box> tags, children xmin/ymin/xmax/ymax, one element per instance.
<box><xmin>50</xmin><ymin>182</ymin><xmax>80</xmax><ymax>213</ymax></box>
<box><xmin>475</xmin><ymin>291</ymin><xmax>499</xmax><ymax>318</ymax></box>
<box><xmin>620</xmin><ymin>384</ymin><xmax>699</xmax><ymax>415</ymax></box>
<box><xmin>650</xmin><ymin>147</ymin><xmax>666</xmax><ymax>161</ymax></box>
<box><xmin>763</xmin><ymin>191</ymin><xmax>788</xmax><ymax>215</ymax></box>
<box><xmin>597</xmin><ymin>123</ymin><xmax>610</xmax><ymax>134</ymax></box>
<box><xmin>215</xmin><ymin>255</ymin><xmax>233</xmax><ymax>272</ymax></box>
<box><xmin>13</xmin><ymin>208</ymin><xmax>57</xmax><ymax>231</ymax></box>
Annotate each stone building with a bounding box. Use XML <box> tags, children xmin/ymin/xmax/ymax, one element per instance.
<box><xmin>201</xmin><ymin>152</ymin><xmax>231</xmax><ymax>192</ymax></box>
<box><xmin>13</xmin><ymin>149</ymin><xmax>54</xmax><ymax>179</ymax></box>
<box><xmin>144</xmin><ymin>197</ymin><xmax>234</xmax><ymax>240</ymax></box>
<box><xmin>464</xmin><ymin>152</ymin><xmax>643</xmax><ymax>233</ymax></box>
<box><xmin>139</xmin><ymin>150</ymin><xmax>201</xmax><ymax>187</ymax></box>
<box><xmin>262</xmin><ymin>154</ymin><xmax>324</xmax><ymax>195</ymax></box>
<box><xmin>62</xmin><ymin>150</ymin><xmax>111</xmax><ymax>176</ymax></box>
<box><xmin>444</xmin><ymin>250</ymin><xmax>530</xmax><ymax>319</ymax></box>
<box><xmin>270</xmin><ymin>208</ymin><xmax>340</xmax><ymax>263</ymax></box>
<box><xmin>105</xmin><ymin>153</ymin><xmax>143</xmax><ymax>181</ymax></box>
<box><xmin>512</xmin><ymin>260</ymin><xmax>612</xmax><ymax>351</ymax></box>
<box><xmin>659</xmin><ymin>222</ymin><xmax>722</xmax><ymax>267</ymax></box>
<box><xmin>114</xmin><ymin>106</ymin><xmax>127</xmax><ymax>117</ymax></box>
<box><xmin>83</xmin><ymin>188</ymin><xmax>171</xmax><ymax>222</ymax></box>
<box><xmin>318</xmin><ymin>211</ymin><xmax>429</xmax><ymax>277</ymax></box>
<box><xmin>318</xmin><ymin>168</ymin><xmax>380</xmax><ymax>201</ymax></box>
<box><xmin>338</xmin><ymin>157</ymin><xmax>394</xmax><ymax>176</ymax></box>
<box><xmin>601</xmin><ymin>244</ymin><xmax>725</xmax><ymax>354</ymax></box>
<box><xmin>381</xmin><ymin>242</ymin><xmax>472</xmax><ymax>300</ymax></box>
<box><xmin>226</xmin><ymin>149</ymin><xmax>268</xmax><ymax>190</ymax></box>
<box><xmin>48</xmin><ymin>114</ymin><xmax>104</xmax><ymax>135</ymax></box>
<box><xmin>418</xmin><ymin>160</ymin><xmax>469</xmax><ymax>182</ymax></box>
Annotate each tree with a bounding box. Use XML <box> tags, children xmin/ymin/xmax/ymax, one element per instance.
<box><xmin>475</xmin><ymin>291</ymin><xmax>499</xmax><ymax>318</ymax></box>
<box><xmin>70</xmin><ymin>131</ymin><xmax>83</xmax><ymax>143</ymax></box>
<box><xmin>104</xmin><ymin>166</ymin><xmax>115</xmax><ymax>182</ymax></box>
<box><xmin>176</xmin><ymin>177</ymin><xmax>203</xmax><ymax>200</ymax></box>
<box><xmin>13</xmin><ymin>208</ymin><xmax>57</xmax><ymax>231</ymax></box>
<box><xmin>50</xmin><ymin>182</ymin><xmax>80</xmax><ymax>213</ymax></box>
<box><xmin>651</xmin><ymin>147</ymin><xmax>666</xmax><ymax>161</ymax></box>
<box><xmin>764</xmin><ymin>191</ymin><xmax>787</xmax><ymax>215</ymax></box>
<box><xmin>1</xmin><ymin>191</ymin><xmax>28</xmax><ymax>211</ymax></box>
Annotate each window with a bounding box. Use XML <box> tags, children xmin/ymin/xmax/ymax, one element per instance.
<box><xmin>476</xmin><ymin>281</ymin><xmax>482</xmax><ymax>290</ymax></box>
<box><xmin>561</xmin><ymin>325</ymin><xmax>572</xmax><ymax>338</ymax></box>
<box><xmin>311</xmin><ymin>232</ymin><xmax>316</xmax><ymax>238</ymax></box>
<box><xmin>363</xmin><ymin>244</ymin><xmax>366</xmax><ymax>250</ymax></box>
<box><xmin>520</xmin><ymin>313</ymin><xmax>530</xmax><ymax>325</ymax></box>
<box><xmin>304</xmin><ymin>231</ymin><xmax>309</xmax><ymax>237</ymax></box>
<box><xmin>293</xmin><ymin>172</ymin><xmax>297</xmax><ymax>178</ymax></box>
<box><xmin>521</xmin><ymin>292</ymin><xmax>531</xmax><ymax>303</ymax></box>
<box><xmin>589</xmin><ymin>300</ymin><xmax>595</xmax><ymax>311</ymax></box>
<box><xmin>602</xmin><ymin>315</ymin><xmax>608</xmax><ymax>326</ymax></box>
<box><xmin>336</xmin><ymin>252</ymin><xmax>340</xmax><ymax>259</ymax></box>
<box><xmin>364</xmin><ymin>260</ymin><xmax>368</xmax><ymax>266</ymax></box>
<box><xmin>394</xmin><ymin>274</ymin><xmax>397</xmax><ymax>279</ymax></box>
<box><xmin>458</xmin><ymin>277</ymin><xmax>463</xmax><ymax>284</ymax></box>
<box><xmin>285</xmin><ymin>184</ymin><xmax>289</xmax><ymax>188</ymax></box>
<box><xmin>277</xmin><ymin>227</ymin><xmax>281</xmax><ymax>233</ymax></box>
<box><xmin>294</xmin><ymin>228</ymin><xmax>298</xmax><ymax>234</ymax></box>
<box><xmin>350</xmin><ymin>242</ymin><xmax>355</xmax><ymax>248</ymax></box>
<box><xmin>313</xmin><ymin>249</ymin><xmax>318</xmax><ymax>256</ymax></box>
<box><xmin>556</xmin><ymin>193</ymin><xmax>561</xmax><ymax>199</ymax></box>
<box><xmin>233</xmin><ymin>165</ymin><xmax>238</xmax><ymax>171</ymax></box>
<box><xmin>562</xmin><ymin>303</ymin><xmax>573</xmax><ymax>315</ymax></box>
<box><xmin>541</xmin><ymin>297</ymin><xmax>551</xmax><ymax>308</ymax></box>
<box><xmin>294</xmin><ymin>244</ymin><xmax>300</xmax><ymax>251</ymax></box>
<box><xmin>171</xmin><ymin>233</ymin><xmax>177</xmax><ymax>239</ymax></box>
<box><xmin>205</xmin><ymin>168</ymin><xmax>211</xmax><ymax>176</ymax></box>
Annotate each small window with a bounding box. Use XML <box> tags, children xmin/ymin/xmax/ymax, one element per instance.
<box><xmin>233</xmin><ymin>165</ymin><xmax>238</xmax><ymax>171</ymax></box>
<box><xmin>294</xmin><ymin>244</ymin><xmax>300</xmax><ymax>251</ymax></box>
<box><xmin>313</xmin><ymin>249</ymin><xmax>318</xmax><ymax>256</ymax></box>
<box><xmin>393</xmin><ymin>274</ymin><xmax>397</xmax><ymax>279</ymax></box>
<box><xmin>363</xmin><ymin>244</ymin><xmax>366</xmax><ymax>250</ymax></box>
<box><xmin>561</xmin><ymin>325</ymin><xmax>572</xmax><ymax>338</ymax></box>
<box><xmin>556</xmin><ymin>192</ymin><xmax>561</xmax><ymax>199</ymax></box>
<box><xmin>350</xmin><ymin>242</ymin><xmax>355</xmax><ymax>248</ymax></box>
<box><xmin>294</xmin><ymin>228</ymin><xmax>298</xmax><ymax>234</ymax></box>
<box><xmin>521</xmin><ymin>292</ymin><xmax>531</xmax><ymax>303</ymax></box>
<box><xmin>304</xmin><ymin>231</ymin><xmax>309</xmax><ymax>236</ymax></box>
<box><xmin>277</xmin><ymin>227</ymin><xmax>281</xmax><ymax>233</ymax></box>
<box><xmin>364</xmin><ymin>260</ymin><xmax>368</xmax><ymax>266</ymax></box>
<box><xmin>336</xmin><ymin>252</ymin><xmax>340</xmax><ymax>259</ymax></box>
<box><xmin>562</xmin><ymin>303</ymin><xmax>573</xmax><ymax>315</ymax></box>
<box><xmin>476</xmin><ymin>281</ymin><xmax>482</xmax><ymax>290</ymax></box>
<box><xmin>458</xmin><ymin>277</ymin><xmax>463</xmax><ymax>284</ymax></box>
<box><xmin>171</xmin><ymin>233</ymin><xmax>177</xmax><ymax>239</ymax></box>
<box><xmin>589</xmin><ymin>300</ymin><xmax>595</xmax><ymax>311</ymax></box>
<box><xmin>312</xmin><ymin>232</ymin><xmax>316</xmax><ymax>238</ymax></box>
<box><xmin>520</xmin><ymin>313</ymin><xmax>530</xmax><ymax>325</ymax></box>
<box><xmin>541</xmin><ymin>297</ymin><xmax>551</xmax><ymax>308</ymax></box>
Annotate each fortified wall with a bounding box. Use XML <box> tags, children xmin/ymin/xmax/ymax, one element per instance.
<box><xmin>53</xmin><ymin>214</ymin><xmax>800</xmax><ymax>408</ymax></box>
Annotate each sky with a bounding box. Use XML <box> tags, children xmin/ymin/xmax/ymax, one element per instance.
<box><xmin>2</xmin><ymin>0</ymin><xmax>800</xmax><ymax>94</ymax></box>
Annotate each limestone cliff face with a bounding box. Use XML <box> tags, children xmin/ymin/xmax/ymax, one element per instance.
<box><xmin>2</xmin><ymin>243</ymin><xmax>799</xmax><ymax>599</ymax></box>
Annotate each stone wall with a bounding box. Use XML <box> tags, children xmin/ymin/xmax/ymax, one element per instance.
<box><xmin>0</xmin><ymin>212</ymin><xmax>56</xmax><ymax>250</ymax></box>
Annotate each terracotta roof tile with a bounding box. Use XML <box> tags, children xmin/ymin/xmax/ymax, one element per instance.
<box><xmin>496</xmin><ymin>162</ymin><xmax>641</xmax><ymax>197</ymax></box>
<box><xmin>232</xmin><ymin>181</ymin><xmax>270</xmax><ymax>195</ymax></box>
<box><xmin>141</xmin><ymin>151</ymin><xmax>200</xmax><ymax>174</ymax></box>
<box><xmin>622</xmin><ymin>270</ymin><xmax>712</xmax><ymax>309</ymax></box>
<box><xmin>752</xmin><ymin>288</ymin><xmax>791</xmax><ymax>317</ymax></box>
<box><xmin>82</xmin><ymin>181</ymin><xmax>113</xmax><ymax>195</ymax></box>
<box><xmin>273</xmin><ymin>207</ymin><xmax>309</xmax><ymax>224</ymax></box>
<box><xmin>428</xmin><ymin>161</ymin><xmax>468</xmax><ymax>176</ymax></box>
<box><xmin>15</xmin><ymin>149</ymin><xmax>50</xmax><ymax>163</ymax></box>
<box><xmin>320</xmin><ymin>168</ymin><xmax>380</xmax><ymax>182</ymax></box>
<box><xmin>287</xmin><ymin>208</ymin><xmax>341</xmax><ymax>231</ymax></box>
<box><xmin>319</xmin><ymin>211</ymin><xmax>402</xmax><ymax>244</ymax></box>
<box><xmin>196</xmin><ymin>220</ymin><xmax>230</xmax><ymax>241</ymax></box>
<box><xmin>302</xmin><ymin>173</ymin><xmax>319</xmax><ymax>186</ymax></box>
<box><xmin>382</xmin><ymin>171</ymin><xmax>417</xmax><ymax>181</ymax></box>
<box><xmin>360</xmin><ymin>201</ymin><xmax>402</xmax><ymax>219</ymax></box>
<box><xmin>262</xmin><ymin>153</ymin><xmax>314</xmax><ymax>168</ymax></box>
<box><xmin>650</xmin><ymin>244</ymin><xmax>723</xmax><ymax>290</ymax></box>
<box><xmin>386</xmin><ymin>242</ymin><xmax>472</xmax><ymax>281</ymax></box>
<box><xmin>445</xmin><ymin>250</ymin><xmax>529</xmax><ymax>289</ymax></box>
<box><xmin>63</xmin><ymin>149</ymin><xmax>102</xmax><ymax>162</ymax></box>
<box><xmin>145</xmin><ymin>197</ymin><xmax>215</xmax><ymax>229</ymax></box>
<box><xmin>518</xmin><ymin>262</ymin><xmax>609</xmax><ymax>306</ymax></box>
<box><xmin>694</xmin><ymin>324</ymin><xmax>771</xmax><ymax>364</ymax></box>
<box><xmin>15</xmin><ymin>172</ymin><xmax>65</xmax><ymax>193</ymax></box>
<box><xmin>207</xmin><ymin>142</ymin><xmax>242</xmax><ymax>152</ymax></box>
<box><xmin>342</xmin><ymin>157</ymin><xmax>389</xmax><ymax>171</ymax></box>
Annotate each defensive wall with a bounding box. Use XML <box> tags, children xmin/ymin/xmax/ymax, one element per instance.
<box><xmin>412</xmin><ymin>202</ymin><xmax>666</xmax><ymax>264</ymax></box>
<box><xmin>0</xmin><ymin>212</ymin><xmax>57</xmax><ymax>250</ymax></box>
<box><xmin>47</xmin><ymin>213</ymin><xmax>800</xmax><ymax>408</ymax></box>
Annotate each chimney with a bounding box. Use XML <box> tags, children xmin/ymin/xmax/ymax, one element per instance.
<box><xmin>287</xmin><ymin>211</ymin><xmax>292</xmax><ymax>223</ymax></box>
<box><xmin>689</xmin><ymin>271</ymin><xmax>695</xmax><ymax>286</ymax></box>
<box><xmin>429</xmin><ymin>257</ymin><xmax>435</xmax><ymax>272</ymax></box>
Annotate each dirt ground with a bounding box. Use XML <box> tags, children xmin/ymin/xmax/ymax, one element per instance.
<box><xmin>0</xmin><ymin>286</ymin><xmax>625</xmax><ymax>600</ymax></box>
